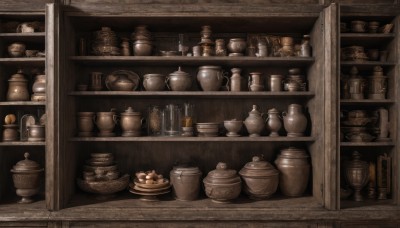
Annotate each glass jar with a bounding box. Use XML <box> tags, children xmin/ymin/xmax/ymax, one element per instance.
<box><xmin>164</xmin><ymin>104</ymin><xmax>181</xmax><ymax>136</ymax></box>
<box><xmin>147</xmin><ymin>105</ymin><xmax>164</xmax><ymax>136</ymax></box>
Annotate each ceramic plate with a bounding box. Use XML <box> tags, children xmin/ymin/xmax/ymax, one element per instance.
<box><xmin>134</xmin><ymin>178</ymin><xmax>170</xmax><ymax>189</ymax></box>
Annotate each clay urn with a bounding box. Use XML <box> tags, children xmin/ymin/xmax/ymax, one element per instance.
<box><xmin>239</xmin><ymin>156</ymin><xmax>279</xmax><ymax>199</ymax></box>
<box><xmin>166</xmin><ymin>67</ymin><xmax>192</xmax><ymax>91</ymax></box>
<box><xmin>10</xmin><ymin>152</ymin><xmax>44</xmax><ymax>203</ymax></box>
<box><xmin>282</xmin><ymin>104</ymin><xmax>307</xmax><ymax>137</ymax></box>
<box><xmin>203</xmin><ymin>162</ymin><xmax>241</xmax><ymax>203</ymax></box>
<box><xmin>143</xmin><ymin>74</ymin><xmax>166</xmax><ymax>91</ymax></box>
<box><xmin>7</xmin><ymin>69</ymin><xmax>29</xmax><ymax>101</ymax></box>
<box><xmin>244</xmin><ymin>105</ymin><xmax>265</xmax><ymax>137</ymax></box>
<box><xmin>120</xmin><ymin>107</ymin><xmax>142</xmax><ymax>137</ymax></box>
<box><xmin>197</xmin><ymin>65</ymin><xmax>227</xmax><ymax>91</ymax></box>
<box><xmin>345</xmin><ymin>151</ymin><xmax>369</xmax><ymax>201</ymax></box>
<box><xmin>266</xmin><ymin>108</ymin><xmax>282</xmax><ymax>137</ymax></box>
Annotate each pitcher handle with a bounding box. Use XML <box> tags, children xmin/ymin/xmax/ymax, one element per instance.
<box><xmin>223</xmin><ymin>72</ymin><xmax>230</xmax><ymax>91</ymax></box>
<box><xmin>165</xmin><ymin>77</ymin><xmax>171</xmax><ymax>90</ymax></box>
<box><xmin>113</xmin><ymin>115</ymin><xmax>118</xmax><ymax>124</ymax></box>
<box><xmin>282</xmin><ymin>111</ymin><xmax>287</xmax><ymax>117</ymax></box>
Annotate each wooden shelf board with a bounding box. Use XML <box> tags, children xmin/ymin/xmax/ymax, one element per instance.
<box><xmin>341</xmin><ymin>61</ymin><xmax>395</xmax><ymax>66</ymax></box>
<box><xmin>340</xmin><ymin>199</ymin><xmax>396</xmax><ymax>210</ymax></box>
<box><xmin>0</xmin><ymin>141</ymin><xmax>45</xmax><ymax>146</ymax></box>
<box><xmin>0</xmin><ymin>32</ymin><xmax>45</xmax><ymax>43</ymax></box>
<box><xmin>70</xmin><ymin>136</ymin><xmax>316</xmax><ymax>142</ymax></box>
<box><xmin>341</xmin><ymin>33</ymin><xmax>395</xmax><ymax>38</ymax></box>
<box><xmin>0</xmin><ymin>199</ymin><xmax>49</xmax><ymax>221</ymax></box>
<box><xmin>340</xmin><ymin>141</ymin><xmax>394</xmax><ymax>147</ymax></box>
<box><xmin>0</xmin><ymin>101</ymin><xmax>45</xmax><ymax>106</ymax></box>
<box><xmin>340</xmin><ymin>33</ymin><xmax>395</xmax><ymax>47</ymax></box>
<box><xmin>70</xmin><ymin>56</ymin><xmax>315</xmax><ymax>67</ymax></box>
<box><xmin>0</xmin><ymin>57</ymin><xmax>45</xmax><ymax>66</ymax></box>
<box><xmin>340</xmin><ymin>99</ymin><xmax>395</xmax><ymax>105</ymax></box>
<box><xmin>69</xmin><ymin>91</ymin><xmax>315</xmax><ymax>98</ymax></box>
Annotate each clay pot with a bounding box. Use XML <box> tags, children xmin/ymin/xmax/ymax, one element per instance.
<box><xmin>244</xmin><ymin>105</ymin><xmax>265</xmax><ymax>137</ymax></box>
<box><xmin>2</xmin><ymin>124</ymin><xmax>19</xmax><ymax>141</ymax></box>
<box><xmin>77</xmin><ymin>112</ymin><xmax>95</xmax><ymax>137</ymax></box>
<box><xmin>239</xmin><ymin>156</ymin><xmax>279</xmax><ymax>199</ymax></box>
<box><xmin>282</xmin><ymin>104</ymin><xmax>307</xmax><ymax>137</ymax></box>
<box><xmin>27</xmin><ymin>125</ymin><xmax>45</xmax><ymax>142</ymax></box>
<box><xmin>368</xmin><ymin>66</ymin><xmax>387</xmax><ymax>100</ymax></box>
<box><xmin>223</xmin><ymin>119</ymin><xmax>243</xmax><ymax>137</ymax></box>
<box><xmin>120</xmin><ymin>107</ymin><xmax>142</xmax><ymax>137</ymax></box>
<box><xmin>275</xmin><ymin>147</ymin><xmax>310</xmax><ymax>197</ymax></box>
<box><xmin>95</xmin><ymin>111</ymin><xmax>117</xmax><ymax>137</ymax></box>
<box><xmin>266</xmin><ymin>108</ymin><xmax>282</xmax><ymax>137</ymax></box>
<box><xmin>345</xmin><ymin>151</ymin><xmax>369</xmax><ymax>201</ymax></box>
<box><xmin>8</xmin><ymin>42</ymin><xmax>26</xmax><ymax>57</ymax></box>
<box><xmin>11</xmin><ymin>152</ymin><xmax>44</xmax><ymax>203</ymax></box>
<box><xmin>170</xmin><ymin>165</ymin><xmax>202</xmax><ymax>201</ymax></box>
<box><xmin>368</xmin><ymin>21</ymin><xmax>380</xmax><ymax>33</ymax></box>
<box><xmin>227</xmin><ymin>38</ymin><xmax>246</xmax><ymax>54</ymax></box>
<box><xmin>7</xmin><ymin>69</ymin><xmax>29</xmax><ymax>101</ymax></box>
<box><xmin>248</xmin><ymin>72</ymin><xmax>264</xmax><ymax>91</ymax></box>
<box><xmin>166</xmin><ymin>67</ymin><xmax>192</xmax><ymax>91</ymax></box>
<box><xmin>106</xmin><ymin>73</ymin><xmax>138</xmax><ymax>91</ymax></box>
<box><xmin>351</xmin><ymin>20</ymin><xmax>366</xmax><ymax>33</ymax></box>
<box><xmin>143</xmin><ymin>74</ymin><xmax>166</xmax><ymax>91</ymax></box>
<box><xmin>197</xmin><ymin>66</ymin><xmax>228</xmax><ymax>91</ymax></box>
<box><xmin>31</xmin><ymin>74</ymin><xmax>46</xmax><ymax>101</ymax></box>
<box><xmin>203</xmin><ymin>162</ymin><xmax>241</xmax><ymax>203</ymax></box>
<box><xmin>229</xmin><ymin>68</ymin><xmax>242</xmax><ymax>92</ymax></box>
<box><xmin>269</xmin><ymin>75</ymin><xmax>284</xmax><ymax>92</ymax></box>
<box><xmin>133</xmin><ymin>40</ymin><xmax>152</xmax><ymax>56</ymax></box>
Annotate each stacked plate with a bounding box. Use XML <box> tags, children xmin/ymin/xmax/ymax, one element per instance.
<box><xmin>92</xmin><ymin>27</ymin><xmax>121</xmax><ymax>56</ymax></box>
<box><xmin>195</xmin><ymin>122</ymin><xmax>220</xmax><ymax>137</ymax></box>
<box><xmin>129</xmin><ymin>171</ymin><xmax>171</xmax><ymax>201</ymax></box>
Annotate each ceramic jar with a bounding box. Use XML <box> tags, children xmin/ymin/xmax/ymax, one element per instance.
<box><xmin>266</xmin><ymin>108</ymin><xmax>282</xmax><ymax>137</ymax></box>
<box><xmin>345</xmin><ymin>151</ymin><xmax>369</xmax><ymax>201</ymax></box>
<box><xmin>31</xmin><ymin>74</ymin><xmax>46</xmax><ymax>101</ymax></box>
<box><xmin>248</xmin><ymin>72</ymin><xmax>264</xmax><ymax>91</ymax></box>
<box><xmin>229</xmin><ymin>68</ymin><xmax>242</xmax><ymax>92</ymax></box>
<box><xmin>170</xmin><ymin>165</ymin><xmax>202</xmax><ymax>201</ymax></box>
<box><xmin>348</xmin><ymin>66</ymin><xmax>366</xmax><ymax>100</ymax></box>
<box><xmin>215</xmin><ymin>39</ymin><xmax>227</xmax><ymax>56</ymax></box>
<box><xmin>203</xmin><ymin>162</ymin><xmax>241</xmax><ymax>203</ymax></box>
<box><xmin>300</xmin><ymin>35</ymin><xmax>311</xmax><ymax>57</ymax></box>
<box><xmin>282</xmin><ymin>104</ymin><xmax>307</xmax><ymax>137</ymax></box>
<box><xmin>7</xmin><ymin>69</ymin><xmax>29</xmax><ymax>101</ymax></box>
<box><xmin>239</xmin><ymin>156</ymin><xmax>279</xmax><ymax>199</ymax></box>
<box><xmin>133</xmin><ymin>40</ymin><xmax>152</xmax><ymax>56</ymax></box>
<box><xmin>143</xmin><ymin>74</ymin><xmax>166</xmax><ymax>91</ymax></box>
<box><xmin>351</xmin><ymin>20</ymin><xmax>366</xmax><ymax>33</ymax></box>
<box><xmin>2</xmin><ymin>124</ymin><xmax>19</xmax><ymax>141</ymax></box>
<box><xmin>27</xmin><ymin>125</ymin><xmax>45</xmax><ymax>141</ymax></box>
<box><xmin>275</xmin><ymin>147</ymin><xmax>310</xmax><ymax>197</ymax></box>
<box><xmin>10</xmin><ymin>152</ymin><xmax>44</xmax><ymax>203</ymax></box>
<box><xmin>368</xmin><ymin>66</ymin><xmax>387</xmax><ymax>100</ymax></box>
<box><xmin>269</xmin><ymin>75</ymin><xmax>284</xmax><ymax>92</ymax></box>
<box><xmin>166</xmin><ymin>67</ymin><xmax>192</xmax><ymax>91</ymax></box>
<box><xmin>197</xmin><ymin>66</ymin><xmax>227</xmax><ymax>91</ymax></box>
<box><xmin>244</xmin><ymin>105</ymin><xmax>265</xmax><ymax>137</ymax></box>
<box><xmin>120</xmin><ymin>107</ymin><xmax>142</xmax><ymax>137</ymax></box>
<box><xmin>95</xmin><ymin>111</ymin><xmax>117</xmax><ymax>137</ymax></box>
<box><xmin>77</xmin><ymin>112</ymin><xmax>95</xmax><ymax>137</ymax></box>
<box><xmin>8</xmin><ymin>42</ymin><xmax>26</xmax><ymax>57</ymax></box>
<box><xmin>227</xmin><ymin>38</ymin><xmax>246</xmax><ymax>56</ymax></box>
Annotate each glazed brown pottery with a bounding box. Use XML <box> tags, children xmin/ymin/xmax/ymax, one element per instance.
<box><xmin>229</xmin><ymin>68</ymin><xmax>242</xmax><ymax>92</ymax></box>
<box><xmin>166</xmin><ymin>67</ymin><xmax>192</xmax><ymax>91</ymax></box>
<box><xmin>133</xmin><ymin>40</ymin><xmax>152</xmax><ymax>56</ymax></box>
<box><xmin>351</xmin><ymin>20</ymin><xmax>366</xmax><ymax>33</ymax></box>
<box><xmin>143</xmin><ymin>74</ymin><xmax>166</xmax><ymax>91</ymax></box>
<box><xmin>27</xmin><ymin>125</ymin><xmax>45</xmax><ymax>142</ymax></box>
<box><xmin>239</xmin><ymin>156</ymin><xmax>279</xmax><ymax>199</ymax></box>
<box><xmin>120</xmin><ymin>107</ymin><xmax>142</xmax><ymax>137</ymax></box>
<box><xmin>275</xmin><ymin>147</ymin><xmax>310</xmax><ymax>197</ymax></box>
<box><xmin>269</xmin><ymin>75</ymin><xmax>284</xmax><ymax>92</ymax></box>
<box><xmin>282</xmin><ymin>104</ymin><xmax>307</xmax><ymax>137</ymax></box>
<box><xmin>95</xmin><ymin>111</ymin><xmax>117</xmax><ymax>137</ymax></box>
<box><xmin>248</xmin><ymin>72</ymin><xmax>264</xmax><ymax>91</ymax></box>
<box><xmin>227</xmin><ymin>38</ymin><xmax>246</xmax><ymax>55</ymax></box>
<box><xmin>345</xmin><ymin>151</ymin><xmax>369</xmax><ymax>201</ymax></box>
<box><xmin>8</xmin><ymin>42</ymin><xmax>26</xmax><ymax>57</ymax></box>
<box><xmin>77</xmin><ymin>112</ymin><xmax>95</xmax><ymax>137</ymax></box>
<box><xmin>197</xmin><ymin>66</ymin><xmax>227</xmax><ymax>91</ymax></box>
<box><xmin>170</xmin><ymin>165</ymin><xmax>202</xmax><ymax>201</ymax></box>
<box><xmin>2</xmin><ymin>124</ymin><xmax>19</xmax><ymax>141</ymax></box>
<box><xmin>203</xmin><ymin>162</ymin><xmax>241</xmax><ymax>203</ymax></box>
<box><xmin>266</xmin><ymin>108</ymin><xmax>282</xmax><ymax>137</ymax></box>
<box><xmin>11</xmin><ymin>152</ymin><xmax>44</xmax><ymax>203</ymax></box>
<box><xmin>31</xmin><ymin>74</ymin><xmax>46</xmax><ymax>101</ymax></box>
<box><xmin>7</xmin><ymin>69</ymin><xmax>29</xmax><ymax>101</ymax></box>
<box><xmin>244</xmin><ymin>105</ymin><xmax>265</xmax><ymax>137</ymax></box>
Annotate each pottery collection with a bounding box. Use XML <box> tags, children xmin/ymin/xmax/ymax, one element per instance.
<box><xmin>143</xmin><ymin>74</ymin><xmax>166</xmax><ymax>91</ymax></box>
<box><xmin>94</xmin><ymin>111</ymin><xmax>118</xmax><ymax>137</ymax></box>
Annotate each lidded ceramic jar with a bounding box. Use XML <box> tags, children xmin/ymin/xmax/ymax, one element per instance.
<box><xmin>166</xmin><ymin>67</ymin><xmax>192</xmax><ymax>91</ymax></box>
<box><xmin>345</xmin><ymin>151</ymin><xmax>369</xmax><ymax>201</ymax></box>
<box><xmin>120</xmin><ymin>107</ymin><xmax>142</xmax><ymax>137</ymax></box>
<box><xmin>239</xmin><ymin>156</ymin><xmax>279</xmax><ymax>199</ymax></box>
<box><xmin>31</xmin><ymin>74</ymin><xmax>46</xmax><ymax>101</ymax></box>
<box><xmin>10</xmin><ymin>152</ymin><xmax>44</xmax><ymax>203</ymax></box>
<box><xmin>7</xmin><ymin>69</ymin><xmax>29</xmax><ymax>101</ymax></box>
<box><xmin>275</xmin><ymin>147</ymin><xmax>310</xmax><ymax>197</ymax></box>
<box><xmin>203</xmin><ymin>162</ymin><xmax>241</xmax><ymax>203</ymax></box>
<box><xmin>244</xmin><ymin>105</ymin><xmax>265</xmax><ymax>137</ymax></box>
<box><xmin>197</xmin><ymin>65</ymin><xmax>226</xmax><ymax>91</ymax></box>
<box><xmin>282</xmin><ymin>104</ymin><xmax>307</xmax><ymax>137</ymax></box>
<box><xmin>170</xmin><ymin>165</ymin><xmax>202</xmax><ymax>201</ymax></box>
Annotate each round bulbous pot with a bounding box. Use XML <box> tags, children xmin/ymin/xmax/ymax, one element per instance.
<box><xmin>239</xmin><ymin>156</ymin><xmax>279</xmax><ymax>199</ymax></box>
<box><xmin>120</xmin><ymin>107</ymin><xmax>142</xmax><ymax>137</ymax></box>
<box><xmin>8</xmin><ymin>42</ymin><xmax>26</xmax><ymax>57</ymax></box>
<box><xmin>203</xmin><ymin>162</ymin><xmax>241</xmax><ymax>203</ymax></box>
<box><xmin>133</xmin><ymin>40</ymin><xmax>152</xmax><ymax>56</ymax></box>
<box><xmin>7</xmin><ymin>69</ymin><xmax>29</xmax><ymax>101</ymax></box>
<box><xmin>244</xmin><ymin>105</ymin><xmax>265</xmax><ymax>137</ymax></box>
<box><xmin>2</xmin><ymin>124</ymin><xmax>19</xmax><ymax>141</ymax></box>
<box><xmin>266</xmin><ymin>108</ymin><xmax>282</xmax><ymax>137</ymax></box>
<box><xmin>170</xmin><ymin>165</ymin><xmax>202</xmax><ymax>201</ymax></box>
<box><xmin>27</xmin><ymin>125</ymin><xmax>45</xmax><ymax>142</ymax></box>
<box><xmin>95</xmin><ymin>111</ymin><xmax>117</xmax><ymax>137</ymax></box>
<box><xmin>166</xmin><ymin>67</ymin><xmax>192</xmax><ymax>91</ymax></box>
<box><xmin>275</xmin><ymin>147</ymin><xmax>310</xmax><ymax>197</ymax></box>
<box><xmin>197</xmin><ymin>66</ymin><xmax>228</xmax><ymax>91</ymax></box>
<box><xmin>77</xmin><ymin>112</ymin><xmax>95</xmax><ymax>137</ymax></box>
<box><xmin>143</xmin><ymin>74</ymin><xmax>166</xmax><ymax>91</ymax></box>
<box><xmin>227</xmin><ymin>38</ymin><xmax>246</xmax><ymax>54</ymax></box>
<box><xmin>282</xmin><ymin>104</ymin><xmax>307</xmax><ymax>137</ymax></box>
<box><xmin>32</xmin><ymin>74</ymin><xmax>46</xmax><ymax>94</ymax></box>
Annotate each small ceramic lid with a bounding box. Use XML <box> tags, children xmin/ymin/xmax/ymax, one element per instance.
<box><xmin>203</xmin><ymin>162</ymin><xmax>241</xmax><ymax>185</ymax></box>
<box><xmin>170</xmin><ymin>164</ymin><xmax>202</xmax><ymax>176</ymax></box>
<box><xmin>248</xmin><ymin>105</ymin><xmax>261</xmax><ymax>116</ymax></box>
<box><xmin>268</xmin><ymin>108</ymin><xmax>279</xmax><ymax>114</ymax></box>
<box><xmin>239</xmin><ymin>156</ymin><xmax>278</xmax><ymax>177</ymax></box>
<box><xmin>9</xmin><ymin>69</ymin><xmax>27</xmax><ymax>82</ymax></box>
<box><xmin>169</xmin><ymin>67</ymin><xmax>189</xmax><ymax>77</ymax></box>
<box><xmin>11</xmin><ymin>152</ymin><xmax>43</xmax><ymax>172</ymax></box>
<box><xmin>279</xmin><ymin>147</ymin><xmax>309</xmax><ymax>158</ymax></box>
<box><xmin>121</xmin><ymin>107</ymin><xmax>141</xmax><ymax>116</ymax></box>
<box><xmin>198</xmin><ymin>65</ymin><xmax>222</xmax><ymax>70</ymax></box>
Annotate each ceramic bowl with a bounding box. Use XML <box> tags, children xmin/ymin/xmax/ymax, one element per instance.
<box><xmin>223</xmin><ymin>120</ymin><xmax>243</xmax><ymax>137</ymax></box>
<box><xmin>77</xmin><ymin>174</ymin><xmax>129</xmax><ymax>194</ymax></box>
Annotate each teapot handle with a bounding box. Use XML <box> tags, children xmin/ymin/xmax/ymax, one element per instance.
<box><xmin>282</xmin><ymin>111</ymin><xmax>287</xmax><ymax>117</ymax></box>
<box><xmin>222</xmin><ymin>71</ymin><xmax>230</xmax><ymax>91</ymax></box>
<box><xmin>113</xmin><ymin>115</ymin><xmax>118</xmax><ymax>124</ymax></box>
<box><xmin>165</xmin><ymin>77</ymin><xmax>171</xmax><ymax>91</ymax></box>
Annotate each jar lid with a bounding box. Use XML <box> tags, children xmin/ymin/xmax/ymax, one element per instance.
<box><xmin>171</xmin><ymin>164</ymin><xmax>202</xmax><ymax>176</ymax></box>
<box><xmin>122</xmin><ymin>107</ymin><xmax>141</xmax><ymax>115</ymax></box>
<box><xmin>198</xmin><ymin>65</ymin><xmax>222</xmax><ymax>70</ymax></box>
<box><xmin>169</xmin><ymin>67</ymin><xmax>189</xmax><ymax>77</ymax></box>
<box><xmin>268</xmin><ymin>108</ymin><xmax>279</xmax><ymax>114</ymax></box>
<box><xmin>248</xmin><ymin>105</ymin><xmax>261</xmax><ymax>116</ymax></box>
<box><xmin>279</xmin><ymin>147</ymin><xmax>309</xmax><ymax>158</ymax></box>
<box><xmin>203</xmin><ymin>162</ymin><xmax>240</xmax><ymax>184</ymax></box>
<box><xmin>9</xmin><ymin>69</ymin><xmax>27</xmax><ymax>82</ymax></box>
<box><xmin>239</xmin><ymin>156</ymin><xmax>278</xmax><ymax>177</ymax></box>
<box><xmin>11</xmin><ymin>152</ymin><xmax>43</xmax><ymax>172</ymax></box>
